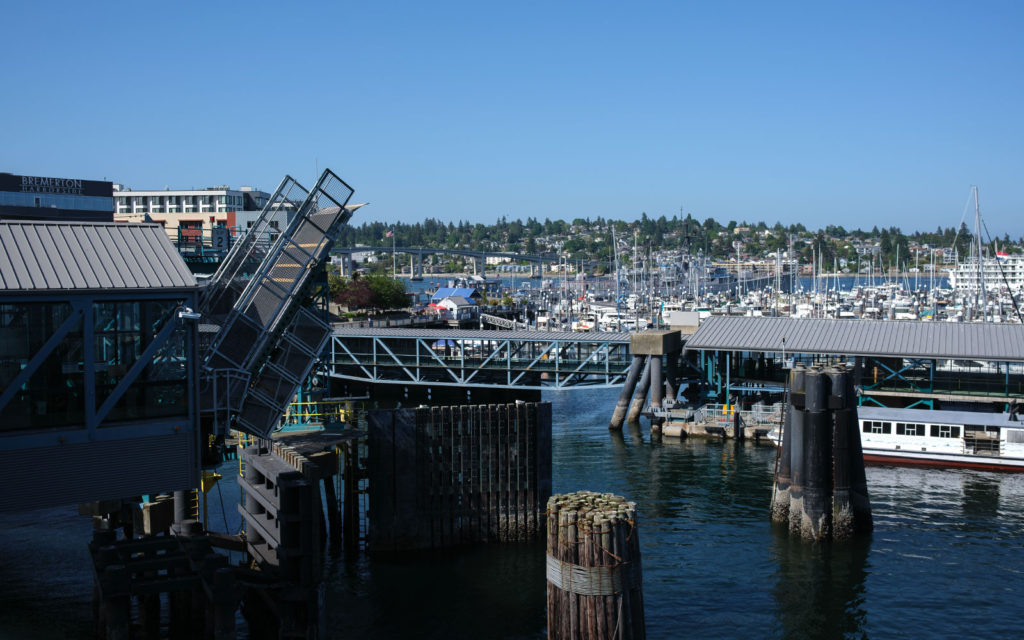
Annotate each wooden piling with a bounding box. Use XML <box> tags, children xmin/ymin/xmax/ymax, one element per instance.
<box><xmin>102</xmin><ymin>564</ymin><xmax>131</xmax><ymax>640</ymax></box>
<box><xmin>343</xmin><ymin>441</ymin><xmax>361</xmax><ymax>554</ymax></box>
<box><xmin>368</xmin><ymin>402</ymin><xmax>552</xmax><ymax>551</ymax></box>
<box><xmin>324</xmin><ymin>473</ymin><xmax>343</xmax><ymax>552</ymax></box>
<box><xmin>546</xmin><ymin>491</ymin><xmax>644</xmax><ymax>640</ymax></box>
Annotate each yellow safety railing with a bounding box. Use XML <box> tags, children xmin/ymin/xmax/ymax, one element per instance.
<box><xmin>280</xmin><ymin>399</ymin><xmax>357</xmax><ymax>427</ymax></box>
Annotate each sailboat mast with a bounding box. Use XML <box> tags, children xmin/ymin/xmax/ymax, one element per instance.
<box><xmin>974</xmin><ymin>185</ymin><xmax>985</xmax><ymax>301</ymax></box>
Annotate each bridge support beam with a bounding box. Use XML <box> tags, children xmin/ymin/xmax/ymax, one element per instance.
<box><xmin>610</xmin><ymin>355</ymin><xmax>646</xmax><ymax>431</ymax></box>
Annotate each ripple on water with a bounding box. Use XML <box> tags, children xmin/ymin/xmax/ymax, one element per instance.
<box><xmin>1</xmin><ymin>388</ymin><xmax>1023</xmax><ymax>639</ymax></box>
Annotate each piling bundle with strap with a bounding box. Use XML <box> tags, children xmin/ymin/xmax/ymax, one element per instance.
<box><xmin>546</xmin><ymin>491</ymin><xmax>645</xmax><ymax>640</ymax></box>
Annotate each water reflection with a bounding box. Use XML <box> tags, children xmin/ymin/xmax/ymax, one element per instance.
<box><xmin>961</xmin><ymin>473</ymin><xmax>1000</xmax><ymax>519</ymax></box>
<box><xmin>771</xmin><ymin>530</ymin><xmax>870</xmax><ymax>640</ymax></box>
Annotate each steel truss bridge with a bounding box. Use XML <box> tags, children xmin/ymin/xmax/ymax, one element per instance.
<box><xmin>328</xmin><ymin>327</ymin><xmax>632</xmax><ymax>389</ymax></box>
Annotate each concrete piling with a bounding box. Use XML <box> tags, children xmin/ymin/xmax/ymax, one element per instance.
<box><xmin>626</xmin><ymin>357</ymin><xmax>652</xmax><ymax>425</ymax></box>
<box><xmin>664</xmin><ymin>348</ymin><xmax>680</xmax><ymax>405</ymax></box>
<box><xmin>732</xmin><ymin>396</ymin><xmax>745</xmax><ymax>441</ymax></box>
<box><xmin>772</xmin><ymin>363</ymin><xmax>872</xmax><ymax>542</ymax></box>
<box><xmin>801</xmin><ymin>368</ymin><xmax>831</xmax><ymax>541</ymax></box>
<box><xmin>618</xmin><ymin>330</ymin><xmax>683</xmax><ymax>428</ymax></box>
<box><xmin>786</xmin><ymin>365</ymin><xmax>807</xmax><ymax>538</ymax></box>
<box><xmin>770</xmin><ymin>389</ymin><xmax>794</xmax><ymax>523</ymax></box>
<box><xmin>610</xmin><ymin>355</ymin><xmax>646</xmax><ymax>430</ymax></box>
<box><xmin>650</xmin><ymin>355</ymin><xmax>664</xmax><ymax>410</ymax></box>
<box><xmin>830</xmin><ymin>366</ymin><xmax>854</xmax><ymax>539</ymax></box>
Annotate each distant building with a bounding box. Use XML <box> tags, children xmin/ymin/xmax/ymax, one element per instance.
<box><xmin>114</xmin><ymin>185</ymin><xmax>270</xmax><ymax>218</ymax></box>
<box><xmin>430</xmin><ymin>287</ymin><xmax>482</xmax><ymax>304</ymax></box>
<box><xmin>0</xmin><ymin>172</ymin><xmax>113</xmax><ymax>222</ymax></box>
<box><xmin>436</xmin><ymin>295</ymin><xmax>478</xmax><ymax>321</ymax></box>
<box><xmin>113</xmin><ymin>184</ymin><xmax>272</xmax><ymax>239</ymax></box>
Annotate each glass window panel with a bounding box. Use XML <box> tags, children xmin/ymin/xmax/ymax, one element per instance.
<box><xmin>0</xmin><ymin>306</ymin><xmax>84</xmax><ymax>431</ymax></box>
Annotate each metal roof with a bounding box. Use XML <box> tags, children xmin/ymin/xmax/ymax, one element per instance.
<box><xmin>684</xmin><ymin>315</ymin><xmax>1024</xmax><ymax>362</ymax></box>
<box><xmin>439</xmin><ymin>296</ymin><xmax>476</xmax><ymax>307</ymax></box>
<box><xmin>0</xmin><ymin>221</ymin><xmax>196</xmax><ymax>292</ymax></box>
<box><xmin>332</xmin><ymin>326</ymin><xmax>632</xmax><ymax>342</ymax></box>
<box><xmin>431</xmin><ymin>287</ymin><xmax>479</xmax><ymax>301</ymax></box>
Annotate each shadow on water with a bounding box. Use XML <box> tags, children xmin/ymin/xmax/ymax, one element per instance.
<box><xmin>324</xmin><ymin>541</ymin><xmax>546</xmax><ymax>640</ymax></box>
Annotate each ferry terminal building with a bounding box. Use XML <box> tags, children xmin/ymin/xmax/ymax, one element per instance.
<box><xmin>0</xmin><ymin>172</ymin><xmax>113</xmax><ymax>222</ymax></box>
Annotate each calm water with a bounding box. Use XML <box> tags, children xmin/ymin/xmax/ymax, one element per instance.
<box><xmin>2</xmin><ymin>388</ymin><xmax>1023</xmax><ymax>638</ymax></box>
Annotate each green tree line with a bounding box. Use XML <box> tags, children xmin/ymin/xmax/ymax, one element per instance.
<box><xmin>335</xmin><ymin>214</ymin><xmax>1018</xmax><ymax>267</ymax></box>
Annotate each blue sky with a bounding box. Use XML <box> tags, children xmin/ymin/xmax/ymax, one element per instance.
<box><xmin>2</xmin><ymin>1</ymin><xmax>1022</xmax><ymax>236</ymax></box>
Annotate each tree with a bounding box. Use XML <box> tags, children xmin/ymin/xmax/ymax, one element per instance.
<box><xmin>332</xmin><ymin>276</ymin><xmax>375</xmax><ymax>310</ymax></box>
<box><xmin>331</xmin><ymin>273</ymin><xmax>407</xmax><ymax>312</ymax></box>
<box><xmin>365</xmin><ymin>274</ymin><xmax>407</xmax><ymax>311</ymax></box>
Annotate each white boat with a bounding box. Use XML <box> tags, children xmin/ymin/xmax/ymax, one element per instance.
<box><xmin>949</xmin><ymin>253</ymin><xmax>1024</xmax><ymax>293</ymax></box>
<box><xmin>769</xmin><ymin>406</ymin><xmax>1024</xmax><ymax>472</ymax></box>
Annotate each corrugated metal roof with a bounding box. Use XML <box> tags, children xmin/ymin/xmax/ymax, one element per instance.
<box><xmin>332</xmin><ymin>326</ymin><xmax>632</xmax><ymax>342</ymax></box>
<box><xmin>0</xmin><ymin>221</ymin><xmax>196</xmax><ymax>292</ymax></box>
<box><xmin>684</xmin><ymin>316</ymin><xmax>1024</xmax><ymax>362</ymax></box>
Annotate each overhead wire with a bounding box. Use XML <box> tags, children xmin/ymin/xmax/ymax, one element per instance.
<box><xmin>980</xmin><ymin>218</ymin><xmax>1024</xmax><ymax>324</ymax></box>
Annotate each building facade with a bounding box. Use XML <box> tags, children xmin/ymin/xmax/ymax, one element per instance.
<box><xmin>113</xmin><ymin>185</ymin><xmax>276</xmax><ymax>262</ymax></box>
<box><xmin>0</xmin><ymin>220</ymin><xmax>201</xmax><ymax>512</ymax></box>
<box><xmin>0</xmin><ymin>172</ymin><xmax>113</xmax><ymax>222</ymax></box>
<box><xmin>114</xmin><ymin>185</ymin><xmax>270</xmax><ymax>218</ymax></box>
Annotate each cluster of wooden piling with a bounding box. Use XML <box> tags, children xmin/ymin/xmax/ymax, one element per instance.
<box><xmin>368</xmin><ymin>402</ymin><xmax>553</xmax><ymax>551</ymax></box>
<box><xmin>89</xmin><ymin>516</ymin><xmax>241</xmax><ymax>640</ymax></box>
<box><xmin>771</xmin><ymin>364</ymin><xmax>873</xmax><ymax>541</ymax></box>
<box><xmin>546</xmin><ymin>491</ymin><xmax>645</xmax><ymax>640</ymax></box>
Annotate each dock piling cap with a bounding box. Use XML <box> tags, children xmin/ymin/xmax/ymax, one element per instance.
<box><xmin>630</xmin><ymin>330</ymin><xmax>681</xmax><ymax>355</ymax></box>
